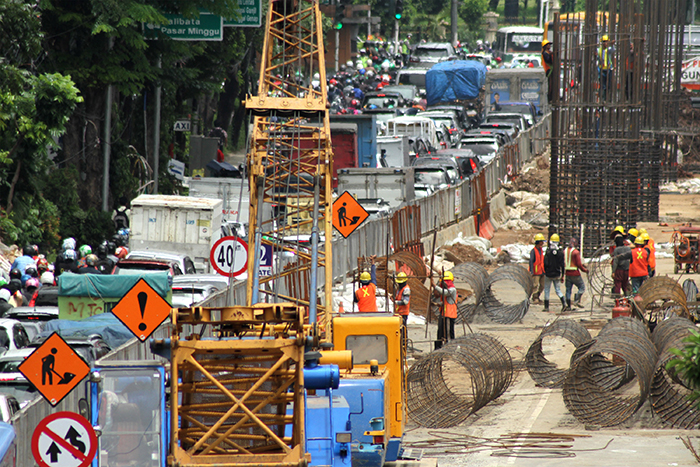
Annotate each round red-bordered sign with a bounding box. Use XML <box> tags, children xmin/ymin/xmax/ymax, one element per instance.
<box><xmin>31</xmin><ymin>411</ymin><xmax>97</xmax><ymax>467</ymax></box>
<box><xmin>210</xmin><ymin>236</ymin><xmax>248</xmax><ymax>277</ymax></box>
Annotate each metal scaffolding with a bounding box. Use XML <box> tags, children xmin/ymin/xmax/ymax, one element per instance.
<box><xmin>548</xmin><ymin>0</ymin><xmax>687</xmax><ymax>254</ymax></box>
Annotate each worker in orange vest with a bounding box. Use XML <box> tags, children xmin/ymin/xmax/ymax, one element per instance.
<box><xmin>529</xmin><ymin>233</ymin><xmax>546</xmax><ymax>304</ymax></box>
<box><xmin>431</xmin><ymin>270</ymin><xmax>457</xmax><ymax>350</ymax></box>
<box><xmin>629</xmin><ymin>236</ymin><xmax>650</xmax><ymax>293</ymax></box>
<box><xmin>393</xmin><ymin>272</ymin><xmax>411</xmax><ymax>326</ymax></box>
<box><xmin>355</xmin><ymin>259</ymin><xmax>377</xmax><ymax>312</ymax></box>
<box><xmin>542</xmin><ymin>40</ymin><xmax>554</xmax><ymax>102</ymax></box>
<box><xmin>639</xmin><ymin>229</ymin><xmax>656</xmax><ymax>276</ymax></box>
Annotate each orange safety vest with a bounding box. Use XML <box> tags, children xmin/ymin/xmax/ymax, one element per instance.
<box><xmin>532</xmin><ymin>248</ymin><xmax>544</xmax><ymax>275</ymax></box>
<box><xmin>356</xmin><ymin>283</ymin><xmax>377</xmax><ymax>312</ymax></box>
<box><xmin>443</xmin><ymin>293</ymin><xmax>457</xmax><ymax>319</ymax></box>
<box><xmin>542</xmin><ymin>53</ymin><xmax>551</xmax><ymax>76</ymax></box>
<box><xmin>395</xmin><ymin>284</ymin><xmax>410</xmax><ymax>316</ymax></box>
<box><xmin>647</xmin><ymin>239</ymin><xmax>656</xmax><ymax>270</ymax></box>
<box><xmin>629</xmin><ymin>246</ymin><xmax>650</xmax><ymax>278</ymax></box>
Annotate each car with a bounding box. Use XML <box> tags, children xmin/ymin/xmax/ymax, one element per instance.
<box><xmin>0</xmin><ymin>320</ymin><xmax>30</xmax><ymax>355</ymax></box>
<box><xmin>457</xmin><ymin>138</ymin><xmax>501</xmax><ymax>164</ymax></box>
<box><xmin>3</xmin><ymin>307</ymin><xmax>58</xmax><ymax>343</ymax></box>
<box><xmin>361</xmin><ymin>91</ymin><xmax>406</xmax><ymax>110</ymax></box>
<box><xmin>0</xmin><ymin>349</ymin><xmax>34</xmax><ymax>378</ymax></box>
<box><xmin>412</xmin><ymin>156</ymin><xmax>462</xmax><ymax>185</ymax></box>
<box><xmin>484</xmin><ymin>112</ymin><xmax>529</xmax><ymax>130</ymax></box>
<box><xmin>113</xmin><ymin>259</ymin><xmax>182</xmax><ymax>285</ymax></box>
<box><xmin>425</xmin><ymin>104</ymin><xmax>477</xmax><ymax>130</ymax></box>
<box><xmin>0</xmin><ymin>394</ymin><xmax>20</xmax><ymax>421</ymax></box>
<box><xmin>413</xmin><ymin>185</ymin><xmax>435</xmax><ymax>199</ymax></box>
<box><xmin>171</xmin><ymin>284</ymin><xmax>220</xmax><ymax>308</ymax></box>
<box><xmin>396</xmin><ymin>69</ymin><xmax>428</xmax><ymax>90</ymax></box>
<box><xmin>29</xmin><ymin>334</ymin><xmax>110</xmax><ymax>365</ymax></box>
<box><xmin>414</xmin><ymin>167</ymin><xmax>452</xmax><ymax>194</ymax></box>
<box><xmin>408</xmin><ymin>42</ymin><xmax>457</xmax><ymax>68</ymax></box>
<box><xmin>479</xmin><ymin>122</ymin><xmax>520</xmax><ymax>139</ymax></box>
<box><xmin>489</xmin><ymin>101</ymin><xmax>538</xmax><ymax>126</ymax></box>
<box><xmin>379</xmin><ymin>85</ymin><xmax>418</xmax><ymax>102</ymax></box>
<box><xmin>418</xmin><ymin>111</ymin><xmax>464</xmax><ymax>147</ymax></box>
<box><xmin>172</xmin><ymin>274</ymin><xmax>230</xmax><ymax>291</ymax></box>
<box><xmin>125</xmin><ymin>250</ymin><xmax>197</xmax><ymax>274</ymax></box>
<box><xmin>435</xmin><ymin>148</ymin><xmax>484</xmax><ymax>178</ymax></box>
<box><xmin>464</xmin><ymin>129</ymin><xmax>512</xmax><ymax>146</ymax></box>
<box><xmin>0</xmin><ymin>348</ymin><xmax>37</xmax><ymax>408</ymax></box>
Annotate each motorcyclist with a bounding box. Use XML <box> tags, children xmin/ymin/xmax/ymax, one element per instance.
<box><xmin>11</xmin><ymin>245</ymin><xmax>37</xmax><ymax>274</ymax></box>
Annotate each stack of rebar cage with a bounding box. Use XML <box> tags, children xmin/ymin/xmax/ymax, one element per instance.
<box><xmin>548</xmin><ymin>0</ymin><xmax>687</xmax><ymax>254</ymax></box>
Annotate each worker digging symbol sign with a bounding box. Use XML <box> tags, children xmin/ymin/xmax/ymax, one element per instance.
<box><xmin>31</xmin><ymin>411</ymin><xmax>97</xmax><ymax>467</ymax></box>
<box><xmin>332</xmin><ymin>191</ymin><xmax>369</xmax><ymax>238</ymax></box>
<box><xmin>18</xmin><ymin>333</ymin><xmax>90</xmax><ymax>407</ymax></box>
<box><xmin>111</xmin><ymin>278</ymin><xmax>172</xmax><ymax>342</ymax></box>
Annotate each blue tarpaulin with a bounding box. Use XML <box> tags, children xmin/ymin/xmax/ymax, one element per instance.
<box><xmin>40</xmin><ymin>313</ymin><xmax>136</xmax><ymax>349</ymax></box>
<box><xmin>425</xmin><ymin>61</ymin><xmax>487</xmax><ymax>107</ymax></box>
<box><xmin>58</xmin><ymin>272</ymin><xmax>170</xmax><ymax>298</ymax></box>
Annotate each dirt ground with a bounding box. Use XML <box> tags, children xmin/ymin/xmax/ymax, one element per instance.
<box><xmin>401</xmin><ymin>190</ymin><xmax>700</xmax><ymax>467</ymax></box>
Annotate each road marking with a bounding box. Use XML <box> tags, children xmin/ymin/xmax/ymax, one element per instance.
<box><xmin>506</xmin><ymin>388</ymin><xmax>552</xmax><ymax>464</ymax></box>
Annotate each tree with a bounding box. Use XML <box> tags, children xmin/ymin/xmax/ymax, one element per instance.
<box><xmin>460</xmin><ymin>0</ymin><xmax>489</xmax><ymax>32</ymax></box>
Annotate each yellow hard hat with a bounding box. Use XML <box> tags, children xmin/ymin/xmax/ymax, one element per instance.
<box><xmin>634</xmin><ymin>236</ymin><xmax>645</xmax><ymax>245</ymax></box>
<box><xmin>443</xmin><ymin>271</ymin><xmax>454</xmax><ymax>281</ymax></box>
<box><xmin>542</xmin><ymin>39</ymin><xmax>552</xmax><ymax>48</ymax></box>
<box><xmin>360</xmin><ymin>271</ymin><xmax>371</xmax><ymax>282</ymax></box>
<box><xmin>534</xmin><ymin>233</ymin><xmax>545</xmax><ymax>242</ymax></box>
<box><xmin>640</xmin><ymin>233</ymin><xmax>650</xmax><ymax>241</ymax></box>
<box><xmin>614</xmin><ymin>225</ymin><xmax>625</xmax><ymax>235</ymax></box>
<box><xmin>396</xmin><ymin>272</ymin><xmax>408</xmax><ymax>283</ymax></box>
<box><xmin>639</xmin><ymin>228</ymin><xmax>648</xmax><ymax>235</ymax></box>
<box><xmin>602</xmin><ymin>34</ymin><xmax>609</xmax><ymax>41</ymax></box>
<box><xmin>550</xmin><ymin>233</ymin><xmax>560</xmax><ymax>242</ymax></box>
<box><xmin>628</xmin><ymin>228</ymin><xmax>639</xmax><ymax>237</ymax></box>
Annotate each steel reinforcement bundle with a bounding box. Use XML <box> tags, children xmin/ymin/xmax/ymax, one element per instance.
<box><xmin>563</xmin><ymin>317</ymin><xmax>657</xmax><ymax>427</ymax></box>
<box><xmin>406</xmin><ymin>333</ymin><xmax>513</xmax><ymax>428</ymax></box>
<box><xmin>650</xmin><ymin>316</ymin><xmax>700</xmax><ymax>428</ymax></box>
<box><xmin>450</xmin><ymin>262</ymin><xmax>489</xmax><ymax>323</ymax></box>
<box><xmin>482</xmin><ymin>264</ymin><xmax>533</xmax><ymax>324</ymax></box>
<box><xmin>526</xmin><ymin>319</ymin><xmax>592</xmax><ymax>388</ymax></box>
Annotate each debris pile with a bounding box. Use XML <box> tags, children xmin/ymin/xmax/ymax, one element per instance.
<box><xmin>502</xmin><ymin>191</ymin><xmax>550</xmax><ymax>230</ymax></box>
<box><xmin>660</xmin><ymin>178</ymin><xmax>700</xmax><ymax>194</ymax></box>
<box><xmin>509</xmin><ymin>158</ymin><xmax>550</xmax><ymax>194</ymax></box>
<box><xmin>439</xmin><ymin>234</ymin><xmax>495</xmax><ymax>264</ymax></box>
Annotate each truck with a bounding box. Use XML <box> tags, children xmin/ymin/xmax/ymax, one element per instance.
<box><xmin>188</xmin><ymin>177</ymin><xmax>249</xmax><ymax>238</ymax></box>
<box><xmin>425</xmin><ymin>60</ymin><xmax>487</xmax><ymax>121</ymax></box>
<box><xmin>377</xmin><ymin>135</ymin><xmax>411</xmax><ymax>168</ymax></box>
<box><xmin>337</xmin><ymin>168</ymin><xmax>415</xmax><ymax>209</ymax></box>
<box><xmin>129</xmin><ymin>195</ymin><xmax>223</xmax><ymax>273</ymax></box>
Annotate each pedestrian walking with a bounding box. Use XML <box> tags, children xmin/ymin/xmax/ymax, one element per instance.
<box><xmin>529</xmin><ymin>233</ymin><xmax>546</xmax><ymax>304</ymax></box>
<box><xmin>564</xmin><ymin>238</ymin><xmax>588</xmax><ymax>310</ymax></box>
<box><xmin>543</xmin><ymin>234</ymin><xmax>566</xmax><ymax>312</ymax></box>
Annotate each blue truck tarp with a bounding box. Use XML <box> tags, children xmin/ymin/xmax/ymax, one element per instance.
<box><xmin>58</xmin><ymin>272</ymin><xmax>170</xmax><ymax>298</ymax></box>
<box><xmin>425</xmin><ymin>60</ymin><xmax>487</xmax><ymax>107</ymax></box>
<box><xmin>40</xmin><ymin>313</ymin><xmax>136</xmax><ymax>350</ymax></box>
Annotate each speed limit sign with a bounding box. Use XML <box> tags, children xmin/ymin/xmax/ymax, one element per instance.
<box><xmin>210</xmin><ymin>236</ymin><xmax>248</xmax><ymax>277</ymax></box>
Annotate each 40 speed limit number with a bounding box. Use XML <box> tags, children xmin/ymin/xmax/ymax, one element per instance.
<box><xmin>210</xmin><ymin>236</ymin><xmax>248</xmax><ymax>277</ymax></box>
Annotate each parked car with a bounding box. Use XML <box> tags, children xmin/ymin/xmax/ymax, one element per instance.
<box><xmin>171</xmin><ymin>284</ymin><xmax>220</xmax><ymax>308</ymax></box>
<box><xmin>125</xmin><ymin>250</ymin><xmax>196</xmax><ymax>274</ymax></box>
<box><xmin>29</xmin><ymin>334</ymin><xmax>110</xmax><ymax>365</ymax></box>
<box><xmin>408</xmin><ymin>42</ymin><xmax>457</xmax><ymax>68</ymax></box>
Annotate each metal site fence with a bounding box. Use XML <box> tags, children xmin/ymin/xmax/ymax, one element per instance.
<box><xmin>10</xmin><ymin>113</ymin><xmax>550</xmax><ymax>467</ymax></box>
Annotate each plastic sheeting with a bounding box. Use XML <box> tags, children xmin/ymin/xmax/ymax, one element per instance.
<box><xmin>40</xmin><ymin>313</ymin><xmax>135</xmax><ymax>350</ymax></box>
<box><xmin>58</xmin><ymin>272</ymin><xmax>170</xmax><ymax>298</ymax></box>
<box><xmin>425</xmin><ymin>60</ymin><xmax>487</xmax><ymax>106</ymax></box>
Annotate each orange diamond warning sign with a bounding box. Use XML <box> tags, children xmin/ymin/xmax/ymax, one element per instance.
<box><xmin>332</xmin><ymin>191</ymin><xmax>369</xmax><ymax>238</ymax></box>
<box><xmin>19</xmin><ymin>333</ymin><xmax>90</xmax><ymax>407</ymax></box>
<box><xmin>111</xmin><ymin>278</ymin><xmax>172</xmax><ymax>342</ymax></box>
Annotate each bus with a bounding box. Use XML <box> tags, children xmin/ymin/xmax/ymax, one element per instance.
<box><xmin>493</xmin><ymin>26</ymin><xmax>544</xmax><ymax>62</ymax></box>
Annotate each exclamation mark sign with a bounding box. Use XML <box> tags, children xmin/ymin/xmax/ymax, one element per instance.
<box><xmin>138</xmin><ymin>292</ymin><xmax>148</xmax><ymax>332</ymax></box>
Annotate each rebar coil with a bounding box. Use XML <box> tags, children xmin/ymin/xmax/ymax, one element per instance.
<box><xmin>586</xmin><ymin>242</ymin><xmax>615</xmax><ymax>297</ymax></box>
<box><xmin>406</xmin><ymin>333</ymin><xmax>513</xmax><ymax>428</ymax></box>
<box><xmin>482</xmin><ymin>264</ymin><xmax>533</xmax><ymax>324</ymax></box>
<box><xmin>526</xmin><ymin>319</ymin><xmax>592</xmax><ymax>388</ymax></box>
<box><xmin>650</xmin><ymin>317</ymin><xmax>700</xmax><ymax>428</ymax></box>
<box><xmin>563</xmin><ymin>317</ymin><xmax>657</xmax><ymax>427</ymax></box>
<box><xmin>637</xmin><ymin>276</ymin><xmax>690</xmax><ymax>319</ymax></box>
<box><xmin>450</xmin><ymin>262</ymin><xmax>489</xmax><ymax>323</ymax></box>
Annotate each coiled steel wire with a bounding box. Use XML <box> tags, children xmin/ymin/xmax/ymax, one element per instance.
<box><xmin>406</xmin><ymin>333</ymin><xmax>513</xmax><ymax>428</ymax></box>
<box><xmin>650</xmin><ymin>317</ymin><xmax>700</xmax><ymax>428</ymax></box>
<box><xmin>637</xmin><ymin>276</ymin><xmax>690</xmax><ymax>320</ymax></box>
<box><xmin>526</xmin><ymin>320</ymin><xmax>592</xmax><ymax>388</ymax></box>
<box><xmin>450</xmin><ymin>262</ymin><xmax>489</xmax><ymax>323</ymax></box>
<box><xmin>586</xmin><ymin>242</ymin><xmax>615</xmax><ymax>298</ymax></box>
<box><xmin>482</xmin><ymin>264</ymin><xmax>533</xmax><ymax>324</ymax></box>
<box><xmin>563</xmin><ymin>317</ymin><xmax>657</xmax><ymax>427</ymax></box>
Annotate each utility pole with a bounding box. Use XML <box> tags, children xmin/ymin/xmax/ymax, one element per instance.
<box><xmin>153</xmin><ymin>56</ymin><xmax>162</xmax><ymax>194</ymax></box>
<box><xmin>451</xmin><ymin>0</ymin><xmax>458</xmax><ymax>47</ymax></box>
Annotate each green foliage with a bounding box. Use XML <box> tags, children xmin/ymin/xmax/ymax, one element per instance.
<box><xmin>460</xmin><ymin>0</ymin><xmax>489</xmax><ymax>31</ymax></box>
<box><xmin>667</xmin><ymin>330</ymin><xmax>700</xmax><ymax>404</ymax></box>
<box><xmin>8</xmin><ymin>195</ymin><xmax>61</xmax><ymax>250</ymax></box>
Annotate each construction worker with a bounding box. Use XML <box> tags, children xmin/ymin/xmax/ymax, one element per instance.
<box><xmin>564</xmin><ymin>237</ymin><xmax>588</xmax><ymax>310</ymax></box>
<box><xmin>529</xmin><ymin>233</ymin><xmax>546</xmax><ymax>304</ymax></box>
<box><xmin>432</xmin><ymin>271</ymin><xmax>457</xmax><ymax>350</ymax></box>
<box><xmin>639</xmin><ymin>229</ymin><xmax>656</xmax><ymax>276</ymax></box>
<box><xmin>542</xmin><ymin>40</ymin><xmax>554</xmax><ymax>102</ymax></box>
<box><xmin>394</xmin><ymin>272</ymin><xmax>411</xmax><ymax>326</ymax></box>
<box><xmin>355</xmin><ymin>259</ymin><xmax>377</xmax><ymax>312</ymax></box>
<box><xmin>611</xmin><ymin>234</ymin><xmax>632</xmax><ymax>294</ymax></box>
<box><xmin>543</xmin><ymin>234</ymin><xmax>566</xmax><ymax>312</ymax></box>
<box><xmin>629</xmin><ymin>236</ymin><xmax>651</xmax><ymax>293</ymax></box>
<box><xmin>627</xmin><ymin>227</ymin><xmax>639</xmax><ymax>245</ymax></box>
<box><xmin>598</xmin><ymin>34</ymin><xmax>614</xmax><ymax>100</ymax></box>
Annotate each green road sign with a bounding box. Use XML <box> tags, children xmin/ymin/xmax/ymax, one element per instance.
<box><xmin>144</xmin><ymin>12</ymin><xmax>223</xmax><ymax>41</ymax></box>
<box><xmin>223</xmin><ymin>0</ymin><xmax>262</xmax><ymax>27</ymax></box>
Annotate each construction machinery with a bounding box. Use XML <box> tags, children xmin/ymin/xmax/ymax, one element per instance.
<box><xmin>672</xmin><ymin>226</ymin><xmax>700</xmax><ymax>274</ymax></box>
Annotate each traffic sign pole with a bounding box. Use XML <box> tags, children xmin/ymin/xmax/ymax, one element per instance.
<box><xmin>32</xmin><ymin>411</ymin><xmax>97</xmax><ymax>467</ymax></box>
<box><xmin>210</xmin><ymin>236</ymin><xmax>249</xmax><ymax>277</ymax></box>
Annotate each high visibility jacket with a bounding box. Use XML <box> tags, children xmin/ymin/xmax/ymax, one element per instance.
<box><xmin>564</xmin><ymin>247</ymin><xmax>578</xmax><ymax>271</ymax></box>
<box><xmin>598</xmin><ymin>46</ymin><xmax>612</xmax><ymax>70</ymax></box>
<box><xmin>530</xmin><ymin>247</ymin><xmax>544</xmax><ymax>275</ymax></box>
<box><xmin>443</xmin><ymin>295</ymin><xmax>457</xmax><ymax>319</ymax></box>
<box><xmin>395</xmin><ymin>284</ymin><xmax>410</xmax><ymax>316</ymax></box>
<box><xmin>356</xmin><ymin>283</ymin><xmax>377</xmax><ymax>312</ymax></box>
<box><xmin>629</xmin><ymin>246</ymin><xmax>650</xmax><ymax>278</ymax></box>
